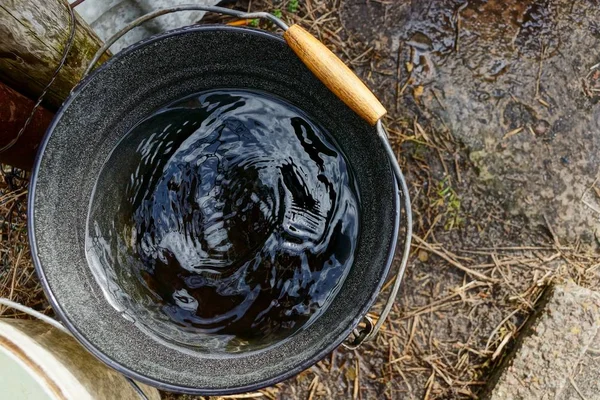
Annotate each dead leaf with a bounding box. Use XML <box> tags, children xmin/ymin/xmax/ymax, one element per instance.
<box><xmin>345</xmin><ymin>366</ymin><xmax>357</xmax><ymax>382</ymax></box>
<box><xmin>413</xmin><ymin>85</ymin><xmax>424</xmax><ymax>98</ymax></box>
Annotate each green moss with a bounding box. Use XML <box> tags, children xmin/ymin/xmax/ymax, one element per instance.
<box><xmin>431</xmin><ymin>176</ymin><xmax>464</xmax><ymax>230</ymax></box>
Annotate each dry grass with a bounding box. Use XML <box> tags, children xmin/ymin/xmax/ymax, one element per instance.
<box><xmin>2</xmin><ymin>1</ymin><xmax>599</xmax><ymax>399</ymax></box>
<box><xmin>372</xmin><ymin>241</ymin><xmax>599</xmax><ymax>399</ymax></box>
<box><xmin>0</xmin><ymin>166</ymin><xmax>49</xmax><ymax>318</ymax></box>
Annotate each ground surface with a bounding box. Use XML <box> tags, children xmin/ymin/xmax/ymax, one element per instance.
<box><xmin>1</xmin><ymin>1</ymin><xmax>599</xmax><ymax>399</ymax></box>
<box><xmin>486</xmin><ymin>283</ymin><xmax>600</xmax><ymax>400</ymax></box>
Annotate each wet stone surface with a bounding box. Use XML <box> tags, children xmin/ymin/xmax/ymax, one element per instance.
<box><xmin>485</xmin><ymin>282</ymin><xmax>600</xmax><ymax>400</ymax></box>
<box><xmin>341</xmin><ymin>0</ymin><xmax>600</xmax><ymax>244</ymax></box>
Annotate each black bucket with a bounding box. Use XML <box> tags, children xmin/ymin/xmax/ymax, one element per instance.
<box><xmin>29</xmin><ymin>14</ymin><xmax>411</xmax><ymax>396</ymax></box>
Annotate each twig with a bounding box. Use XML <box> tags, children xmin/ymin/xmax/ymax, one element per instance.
<box><xmin>424</xmin><ymin>371</ymin><xmax>435</xmax><ymax>400</ymax></box>
<box><xmin>485</xmin><ymin>309</ymin><xmax>520</xmax><ymax>351</ymax></box>
<box><xmin>543</xmin><ymin>214</ymin><xmax>561</xmax><ymax>248</ymax></box>
<box><xmin>402</xmin><ymin>299</ymin><xmax>464</xmax><ymax>319</ymax></box>
<box><xmin>405</xmin><ymin>315</ymin><xmax>418</xmax><ymax>354</ymax></box>
<box><xmin>221</xmin><ymin>394</ymin><xmax>264</xmax><ymax>399</ymax></box>
<box><xmin>569</xmin><ymin>376</ymin><xmax>589</xmax><ymax>400</ymax></box>
<box><xmin>307</xmin><ymin>375</ymin><xmax>319</xmax><ymax>400</ymax></box>
<box><xmin>394</xmin><ymin>366</ymin><xmax>415</xmax><ymax>399</ymax></box>
<box><xmin>426</xmin><ymin>360</ymin><xmax>453</xmax><ymax>386</ymax></box>
<box><xmin>535</xmin><ymin>43</ymin><xmax>545</xmax><ymax>99</ymax></box>
<box><xmin>491</xmin><ymin>332</ymin><xmax>513</xmax><ymax>360</ymax></box>
<box><xmin>413</xmin><ymin>235</ymin><xmax>499</xmax><ymax>282</ymax></box>
<box><xmin>395</xmin><ymin>43</ymin><xmax>403</xmax><ymax>112</ymax></box>
<box><xmin>503</xmin><ymin>127</ymin><xmax>524</xmax><ymax>140</ymax></box>
<box><xmin>453</xmin><ymin>2</ymin><xmax>468</xmax><ymax>53</ymax></box>
<box><xmin>353</xmin><ymin>358</ymin><xmax>360</xmax><ymax>400</ymax></box>
<box><xmin>8</xmin><ymin>248</ymin><xmax>23</xmax><ymax>301</ymax></box>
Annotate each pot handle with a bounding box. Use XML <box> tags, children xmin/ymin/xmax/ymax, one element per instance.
<box><xmin>284</xmin><ymin>25</ymin><xmax>386</xmax><ymax>126</ymax></box>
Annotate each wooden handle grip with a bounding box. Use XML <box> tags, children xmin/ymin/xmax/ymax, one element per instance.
<box><xmin>284</xmin><ymin>25</ymin><xmax>386</xmax><ymax>126</ymax></box>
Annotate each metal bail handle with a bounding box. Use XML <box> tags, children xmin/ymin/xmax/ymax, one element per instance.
<box><xmin>343</xmin><ymin>122</ymin><xmax>413</xmax><ymax>349</ymax></box>
<box><xmin>84</xmin><ymin>4</ymin><xmax>412</xmax><ymax>350</ymax></box>
<box><xmin>84</xmin><ymin>4</ymin><xmax>387</xmax><ymax>128</ymax></box>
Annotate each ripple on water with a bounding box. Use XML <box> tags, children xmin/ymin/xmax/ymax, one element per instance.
<box><xmin>86</xmin><ymin>89</ymin><xmax>360</xmax><ymax>353</ymax></box>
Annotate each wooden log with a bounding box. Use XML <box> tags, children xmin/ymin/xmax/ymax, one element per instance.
<box><xmin>0</xmin><ymin>0</ymin><xmax>110</xmax><ymax>111</ymax></box>
<box><xmin>0</xmin><ymin>81</ymin><xmax>54</xmax><ymax>170</ymax></box>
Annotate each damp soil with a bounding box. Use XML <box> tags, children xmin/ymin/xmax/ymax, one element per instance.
<box><xmin>341</xmin><ymin>0</ymin><xmax>600</xmax><ymax>244</ymax></box>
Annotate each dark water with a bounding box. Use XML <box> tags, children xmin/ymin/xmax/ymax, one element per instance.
<box><xmin>86</xmin><ymin>89</ymin><xmax>360</xmax><ymax>353</ymax></box>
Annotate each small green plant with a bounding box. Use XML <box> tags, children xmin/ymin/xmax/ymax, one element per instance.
<box><xmin>431</xmin><ymin>176</ymin><xmax>464</xmax><ymax>230</ymax></box>
<box><xmin>273</xmin><ymin>8</ymin><xmax>283</xmax><ymax>18</ymax></box>
<box><xmin>249</xmin><ymin>18</ymin><xmax>260</xmax><ymax>27</ymax></box>
<box><xmin>288</xmin><ymin>0</ymin><xmax>299</xmax><ymax>13</ymax></box>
